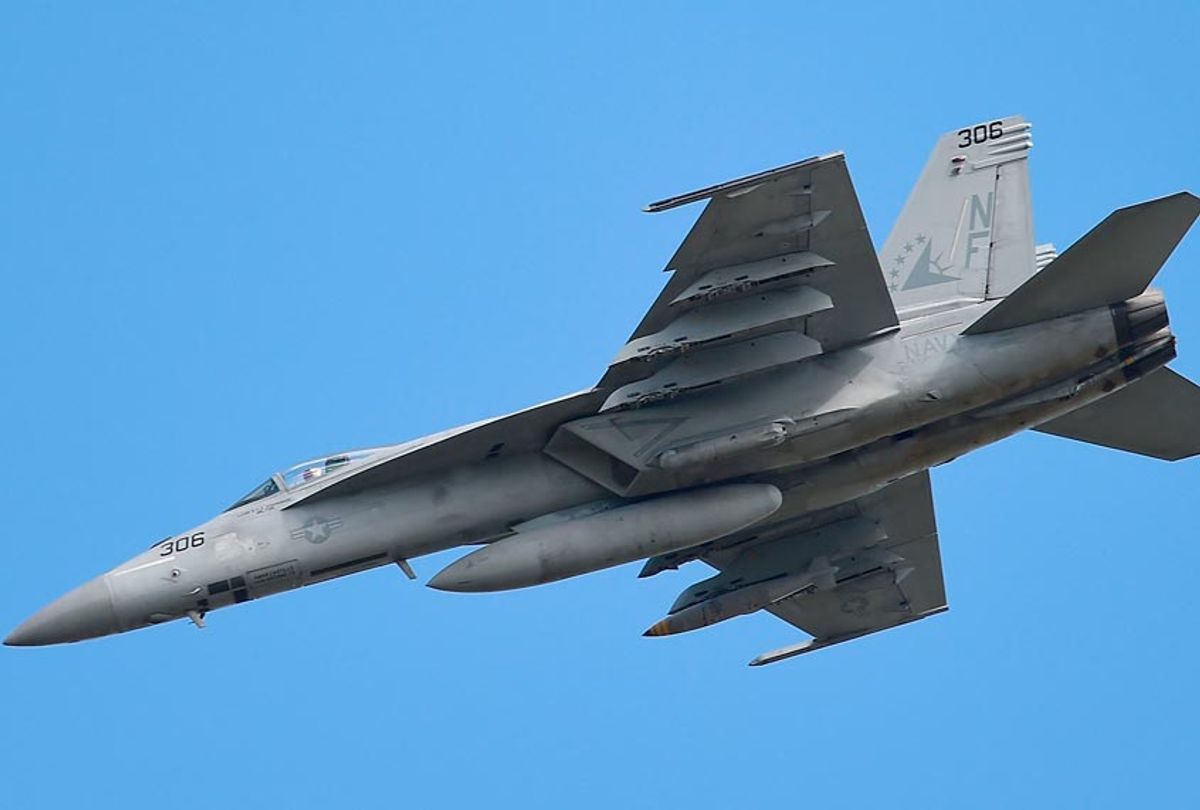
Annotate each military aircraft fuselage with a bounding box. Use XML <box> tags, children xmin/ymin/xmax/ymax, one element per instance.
<box><xmin>12</xmin><ymin>115</ymin><xmax>1197</xmax><ymax>655</ymax></box>
<box><xmin>6</xmin><ymin>290</ymin><xmax>1173</xmax><ymax>646</ymax></box>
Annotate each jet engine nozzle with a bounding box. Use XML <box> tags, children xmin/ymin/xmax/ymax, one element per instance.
<box><xmin>1113</xmin><ymin>289</ymin><xmax>1169</xmax><ymax>347</ymax></box>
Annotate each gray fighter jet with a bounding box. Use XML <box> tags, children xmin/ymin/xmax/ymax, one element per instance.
<box><xmin>9</xmin><ymin>116</ymin><xmax>1200</xmax><ymax>665</ymax></box>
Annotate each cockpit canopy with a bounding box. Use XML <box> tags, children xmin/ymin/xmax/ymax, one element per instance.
<box><xmin>225</xmin><ymin>449</ymin><xmax>380</xmax><ymax>512</ymax></box>
<box><xmin>226</xmin><ymin>478</ymin><xmax>281</xmax><ymax>511</ymax></box>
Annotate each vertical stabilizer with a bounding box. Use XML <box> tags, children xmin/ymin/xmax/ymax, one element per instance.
<box><xmin>881</xmin><ymin>116</ymin><xmax>1034</xmax><ymax>312</ymax></box>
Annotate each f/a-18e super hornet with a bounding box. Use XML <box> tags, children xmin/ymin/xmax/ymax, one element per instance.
<box><xmin>9</xmin><ymin>116</ymin><xmax>1200</xmax><ymax>664</ymax></box>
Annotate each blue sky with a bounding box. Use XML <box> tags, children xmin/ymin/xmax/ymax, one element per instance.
<box><xmin>2</xmin><ymin>3</ymin><xmax>1198</xmax><ymax>807</ymax></box>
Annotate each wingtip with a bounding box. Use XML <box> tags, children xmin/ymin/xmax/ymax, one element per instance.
<box><xmin>642</xmin><ymin>152</ymin><xmax>837</xmax><ymax>215</ymax></box>
<box><xmin>1115</xmin><ymin>190</ymin><xmax>1200</xmax><ymax>216</ymax></box>
<box><xmin>643</xmin><ymin>199</ymin><xmax>675</xmax><ymax>214</ymax></box>
<box><xmin>1159</xmin><ymin>190</ymin><xmax>1200</xmax><ymax>210</ymax></box>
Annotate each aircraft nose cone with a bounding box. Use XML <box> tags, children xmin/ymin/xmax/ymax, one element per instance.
<box><xmin>5</xmin><ymin>576</ymin><xmax>119</xmax><ymax>646</ymax></box>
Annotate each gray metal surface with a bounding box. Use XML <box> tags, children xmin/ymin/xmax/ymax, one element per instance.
<box><xmin>600</xmin><ymin>153</ymin><xmax>899</xmax><ymax>390</ymax></box>
<box><xmin>1035</xmin><ymin>367</ymin><xmax>1200</xmax><ymax>460</ymax></box>
<box><xmin>881</xmin><ymin>115</ymin><xmax>1035</xmax><ymax>314</ymax></box>
<box><xmin>966</xmin><ymin>192</ymin><xmax>1200</xmax><ymax>333</ymax></box>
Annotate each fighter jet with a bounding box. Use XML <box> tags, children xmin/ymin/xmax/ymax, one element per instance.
<box><xmin>8</xmin><ymin>115</ymin><xmax>1200</xmax><ymax>665</ymax></box>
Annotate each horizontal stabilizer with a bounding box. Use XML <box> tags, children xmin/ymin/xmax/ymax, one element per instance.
<box><xmin>965</xmin><ymin>192</ymin><xmax>1200</xmax><ymax>334</ymax></box>
<box><xmin>1035</xmin><ymin>367</ymin><xmax>1200</xmax><ymax>460</ymax></box>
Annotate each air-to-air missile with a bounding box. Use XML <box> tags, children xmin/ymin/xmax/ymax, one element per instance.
<box><xmin>8</xmin><ymin>116</ymin><xmax>1200</xmax><ymax>665</ymax></box>
<box><xmin>644</xmin><ymin>556</ymin><xmax>844</xmax><ymax>637</ymax></box>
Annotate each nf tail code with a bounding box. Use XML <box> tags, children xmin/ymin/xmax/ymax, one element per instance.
<box><xmin>882</xmin><ymin>115</ymin><xmax>1035</xmax><ymax>311</ymax></box>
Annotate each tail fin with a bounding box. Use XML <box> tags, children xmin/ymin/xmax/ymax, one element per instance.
<box><xmin>882</xmin><ymin>115</ymin><xmax>1034</xmax><ymax>312</ymax></box>
<box><xmin>965</xmin><ymin>192</ymin><xmax>1200</xmax><ymax>334</ymax></box>
<box><xmin>1036</xmin><ymin>367</ymin><xmax>1200</xmax><ymax>460</ymax></box>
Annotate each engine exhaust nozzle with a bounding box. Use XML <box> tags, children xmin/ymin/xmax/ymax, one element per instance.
<box><xmin>1112</xmin><ymin>289</ymin><xmax>1169</xmax><ymax>346</ymax></box>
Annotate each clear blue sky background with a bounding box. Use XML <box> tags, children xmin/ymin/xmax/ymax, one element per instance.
<box><xmin>3</xmin><ymin>3</ymin><xmax>1198</xmax><ymax>807</ymax></box>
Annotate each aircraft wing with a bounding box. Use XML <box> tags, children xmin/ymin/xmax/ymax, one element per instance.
<box><xmin>600</xmin><ymin>152</ymin><xmax>899</xmax><ymax>396</ymax></box>
<box><xmin>287</xmin><ymin>157</ymin><xmax>900</xmax><ymax>506</ymax></box>
<box><xmin>696</xmin><ymin>472</ymin><xmax>948</xmax><ymax>665</ymax></box>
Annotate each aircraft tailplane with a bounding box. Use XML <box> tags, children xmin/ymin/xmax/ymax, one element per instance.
<box><xmin>1035</xmin><ymin>367</ymin><xmax>1200</xmax><ymax>461</ymax></box>
<box><xmin>965</xmin><ymin>192</ymin><xmax>1200</xmax><ymax>335</ymax></box>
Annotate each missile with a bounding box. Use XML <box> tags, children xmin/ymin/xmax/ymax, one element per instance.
<box><xmin>427</xmin><ymin>483</ymin><xmax>782</xmax><ymax>592</ymax></box>
<box><xmin>644</xmin><ymin>557</ymin><xmax>839</xmax><ymax>637</ymax></box>
<box><xmin>653</xmin><ymin>410</ymin><xmax>856</xmax><ymax>472</ymax></box>
<box><xmin>655</xmin><ymin>421</ymin><xmax>792</xmax><ymax>471</ymax></box>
